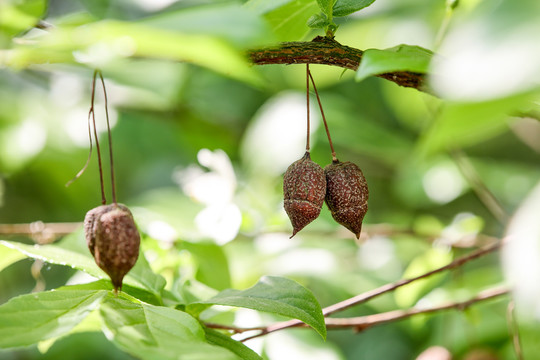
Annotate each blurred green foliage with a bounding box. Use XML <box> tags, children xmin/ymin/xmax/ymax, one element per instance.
<box><xmin>1</xmin><ymin>0</ymin><xmax>540</xmax><ymax>359</ymax></box>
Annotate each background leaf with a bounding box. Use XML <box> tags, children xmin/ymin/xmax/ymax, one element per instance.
<box><xmin>205</xmin><ymin>328</ymin><xmax>263</xmax><ymax>360</ymax></box>
<box><xmin>356</xmin><ymin>44</ymin><xmax>433</xmax><ymax>82</ymax></box>
<box><xmin>100</xmin><ymin>296</ymin><xmax>242</xmax><ymax>360</ymax></box>
<box><xmin>0</xmin><ymin>239</ymin><xmax>166</xmax><ymax>296</ymax></box>
<box><xmin>181</xmin><ymin>241</ymin><xmax>231</xmax><ymax>291</ymax></box>
<box><xmin>262</xmin><ymin>0</ymin><xmax>320</xmax><ymax>41</ymax></box>
<box><xmin>0</xmin><ymin>242</ymin><xmax>25</xmax><ymax>272</ymax></box>
<box><xmin>190</xmin><ymin>276</ymin><xmax>327</xmax><ymax>339</ymax></box>
<box><xmin>0</xmin><ymin>286</ymin><xmax>106</xmax><ymax>348</ymax></box>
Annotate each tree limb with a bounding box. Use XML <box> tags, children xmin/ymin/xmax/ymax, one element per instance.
<box><xmin>204</xmin><ymin>239</ymin><xmax>503</xmax><ymax>341</ymax></box>
<box><xmin>248</xmin><ymin>36</ymin><xmax>427</xmax><ymax>91</ymax></box>
<box><xmin>324</xmin><ymin>286</ymin><xmax>509</xmax><ymax>331</ymax></box>
<box><xmin>208</xmin><ymin>285</ymin><xmax>508</xmax><ymax>341</ymax></box>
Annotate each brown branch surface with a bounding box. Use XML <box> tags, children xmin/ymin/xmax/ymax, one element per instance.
<box><xmin>248</xmin><ymin>36</ymin><xmax>427</xmax><ymax>91</ymax></box>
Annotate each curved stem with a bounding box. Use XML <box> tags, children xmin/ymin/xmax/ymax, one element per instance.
<box><xmin>306</xmin><ymin>64</ymin><xmax>311</xmax><ymax>152</ymax></box>
<box><xmin>308</xmin><ymin>67</ymin><xmax>337</xmax><ymax>161</ymax></box>
<box><xmin>89</xmin><ymin>70</ymin><xmax>107</xmax><ymax>205</ymax></box>
<box><xmin>97</xmin><ymin>71</ymin><xmax>117</xmax><ymax>205</ymax></box>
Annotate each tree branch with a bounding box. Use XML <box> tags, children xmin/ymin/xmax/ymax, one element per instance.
<box><xmin>211</xmin><ymin>286</ymin><xmax>508</xmax><ymax>341</ymax></box>
<box><xmin>324</xmin><ymin>286</ymin><xmax>509</xmax><ymax>331</ymax></box>
<box><xmin>0</xmin><ymin>222</ymin><xmax>82</xmax><ymax>244</ymax></box>
<box><xmin>221</xmin><ymin>239</ymin><xmax>503</xmax><ymax>341</ymax></box>
<box><xmin>248</xmin><ymin>36</ymin><xmax>427</xmax><ymax>91</ymax></box>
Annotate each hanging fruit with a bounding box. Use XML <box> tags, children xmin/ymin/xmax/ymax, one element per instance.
<box><xmin>307</xmin><ymin>67</ymin><xmax>369</xmax><ymax>239</ymax></box>
<box><xmin>284</xmin><ymin>151</ymin><xmax>326</xmax><ymax>238</ymax></box>
<box><xmin>324</xmin><ymin>160</ymin><xmax>368</xmax><ymax>239</ymax></box>
<box><xmin>70</xmin><ymin>70</ymin><xmax>140</xmax><ymax>293</ymax></box>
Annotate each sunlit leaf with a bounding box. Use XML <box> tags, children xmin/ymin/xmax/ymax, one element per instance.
<box><xmin>0</xmin><ymin>0</ymin><xmax>46</xmax><ymax>36</ymax></box>
<box><xmin>142</xmin><ymin>3</ymin><xmax>273</xmax><ymax>47</ymax></box>
<box><xmin>316</xmin><ymin>0</ymin><xmax>335</xmax><ymax>17</ymax></box>
<box><xmin>205</xmin><ymin>328</ymin><xmax>263</xmax><ymax>360</ymax></box>
<box><xmin>100</xmin><ymin>296</ymin><xmax>241</xmax><ymax>360</ymax></box>
<box><xmin>190</xmin><ymin>276</ymin><xmax>327</xmax><ymax>340</ymax></box>
<box><xmin>418</xmin><ymin>91</ymin><xmax>537</xmax><ymax>154</ymax></box>
<box><xmin>356</xmin><ymin>45</ymin><xmax>433</xmax><ymax>82</ymax></box>
<box><xmin>307</xmin><ymin>13</ymin><xmax>330</xmax><ymax>29</ymax></box>
<box><xmin>263</xmin><ymin>0</ymin><xmax>320</xmax><ymax>41</ymax></box>
<box><xmin>333</xmin><ymin>0</ymin><xmax>376</xmax><ymax>17</ymax></box>
<box><xmin>181</xmin><ymin>241</ymin><xmax>231</xmax><ymax>291</ymax></box>
<box><xmin>0</xmin><ymin>242</ymin><xmax>25</xmax><ymax>272</ymax></box>
<box><xmin>395</xmin><ymin>248</ymin><xmax>453</xmax><ymax>308</ymax></box>
<box><xmin>244</xmin><ymin>0</ymin><xmax>295</xmax><ymax>15</ymax></box>
<box><xmin>0</xmin><ymin>239</ymin><xmax>166</xmax><ymax>295</ymax></box>
<box><xmin>0</xmin><ymin>286</ymin><xmax>106</xmax><ymax>348</ymax></box>
<box><xmin>2</xmin><ymin>20</ymin><xmax>261</xmax><ymax>85</ymax></box>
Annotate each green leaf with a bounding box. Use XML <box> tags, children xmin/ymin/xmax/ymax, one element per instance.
<box><xmin>0</xmin><ymin>239</ymin><xmax>166</xmax><ymax>296</ymax></box>
<box><xmin>190</xmin><ymin>276</ymin><xmax>327</xmax><ymax>340</ymax></box>
<box><xmin>0</xmin><ymin>241</ymin><xmax>25</xmax><ymax>272</ymax></box>
<box><xmin>333</xmin><ymin>0</ymin><xmax>376</xmax><ymax>17</ymax></box>
<box><xmin>418</xmin><ymin>92</ymin><xmax>537</xmax><ymax>154</ymax></box>
<box><xmin>0</xmin><ymin>0</ymin><xmax>46</xmax><ymax>36</ymax></box>
<box><xmin>100</xmin><ymin>296</ymin><xmax>241</xmax><ymax>360</ymax></box>
<box><xmin>141</xmin><ymin>3</ymin><xmax>273</xmax><ymax>47</ymax></box>
<box><xmin>15</xmin><ymin>0</ymin><xmax>46</xmax><ymax>18</ymax></box>
<box><xmin>205</xmin><ymin>328</ymin><xmax>263</xmax><ymax>360</ymax></box>
<box><xmin>0</xmin><ymin>287</ymin><xmax>106</xmax><ymax>348</ymax></box>
<box><xmin>356</xmin><ymin>44</ymin><xmax>433</xmax><ymax>82</ymax></box>
<box><xmin>316</xmin><ymin>0</ymin><xmax>335</xmax><ymax>17</ymax></box>
<box><xmin>181</xmin><ymin>241</ymin><xmax>231</xmax><ymax>291</ymax></box>
<box><xmin>244</xmin><ymin>0</ymin><xmax>295</xmax><ymax>15</ymax></box>
<box><xmin>307</xmin><ymin>13</ymin><xmax>330</xmax><ymax>29</ymax></box>
<box><xmin>3</xmin><ymin>20</ymin><xmax>261</xmax><ymax>86</ymax></box>
<box><xmin>263</xmin><ymin>0</ymin><xmax>320</xmax><ymax>41</ymax></box>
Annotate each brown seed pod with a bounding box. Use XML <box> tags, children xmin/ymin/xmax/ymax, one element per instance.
<box><xmin>283</xmin><ymin>151</ymin><xmax>326</xmax><ymax>238</ymax></box>
<box><xmin>84</xmin><ymin>203</ymin><xmax>140</xmax><ymax>292</ymax></box>
<box><xmin>324</xmin><ymin>160</ymin><xmax>368</xmax><ymax>239</ymax></box>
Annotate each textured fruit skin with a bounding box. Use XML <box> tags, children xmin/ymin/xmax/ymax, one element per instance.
<box><xmin>283</xmin><ymin>152</ymin><xmax>326</xmax><ymax>237</ymax></box>
<box><xmin>84</xmin><ymin>204</ymin><xmax>140</xmax><ymax>292</ymax></box>
<box><xmin>324</xmin><ymin>160</ymin><xmax>368</xmax><ymax>239</ymax></box>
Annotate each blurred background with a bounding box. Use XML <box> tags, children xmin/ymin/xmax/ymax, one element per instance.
<box><xmin>1</xmin><ymin>0</ymin><xmax>540</xmax><ymax>359</ymax></box>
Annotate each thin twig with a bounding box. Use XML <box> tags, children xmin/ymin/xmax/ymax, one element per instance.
<box><xmin>0</xmin><ymin>222</ymin><xmax>83</xmax><ymax>244</ymax></box>
<box><xmin>204</xmin><ymin>323</ymin><xmax>266</xmax><ymax>334</ymax></box>
<box><xmin>325</xmin><ymin>286</ymin><xmax>509</xmax><ymax>330</ymax></box>
<box><xmin>308</xmin><ymin>67</ymin><xmax>337</xmax><ymax>161</ymax></box>
<box><xmin>507</xmin><ymin>300</ymin><xmax>524</xmax><ymax>360</ymax></box>
<box><xmin>237</xmin><ymin>239</ymin><xmax>503</xmax><ymax>341</ymax></box>
<box><xmin>450</xmin><ymin>149</ymin><xmax>508</xmax><ymax>224</ymax></box>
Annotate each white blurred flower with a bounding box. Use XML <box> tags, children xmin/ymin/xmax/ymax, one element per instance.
<box><xmin>503</xmin><ymin>181</ymin><xmax>540</xmax><ymax>319</ymax></box>
<box><xmin>240</xmin><ymin>91</ymin><xmax>320</xmax><ymax>176</ymax></box>
<box><xmin>174</xmin><ymin>149</ymin><xmax>241</xmax><ymax>245</ymax></box>
<box><xmin>431</xmin><ymin>18</ymin><xmax>540</xmax><ymax>101</ymax></box>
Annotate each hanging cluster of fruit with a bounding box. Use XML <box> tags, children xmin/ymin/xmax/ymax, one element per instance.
<box><xmin>284</xmin><ymin>65</ymin><xmax>369</xmax><ymax>239</ymax></box>
<box><xmin>71</xmin><ymin>71</ymin><xmax>140</xmax><ymax>294</ymax></box>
